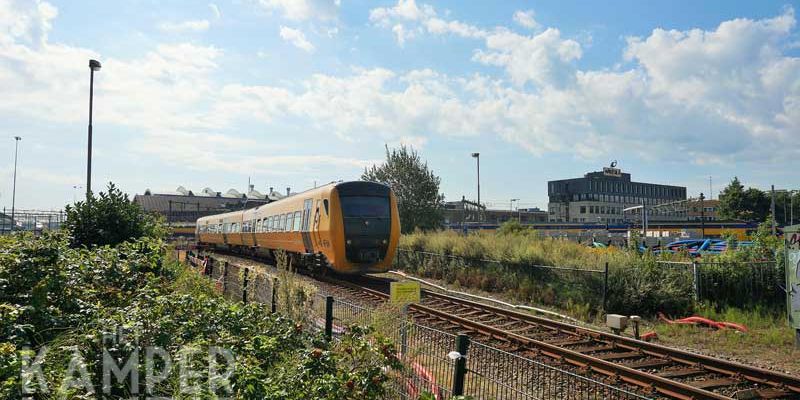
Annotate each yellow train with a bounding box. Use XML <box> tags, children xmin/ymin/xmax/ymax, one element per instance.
<box><xmin>196</xmin><ymin>181</ymin><xmax>401</xmax><ymax>274</ymax></box>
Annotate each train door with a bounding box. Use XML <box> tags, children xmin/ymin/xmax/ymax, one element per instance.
<box><xmin>301</xmin><ymin>199</ymin><xmax>313</xmax><ymax>253</ymax></box>
<box><xmin>312</xmin><ymin>200</ymin><xmax>321</xmax><ymax>246</ymax></box>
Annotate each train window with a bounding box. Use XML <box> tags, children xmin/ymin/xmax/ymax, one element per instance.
<box><xmin>266</xmin><ymin>216</ymin><xmax>272</xmax><ymax>232</ymax></box>
<box><xmin>341</xmin><ymin>196</ymin><xmax>390</xmax><ymax>218</ymax></box>
<box><xmin>286</xmin><ymin>213</ymin><xmax>294</xmax><ymax>231</ymax></box>
<box><xmin>323</xmin><ymin>199</ymin><xmax>329</xmax><ymax>215</ymax></box>
<box><xmin>293</xmin><ymin>211</ymin><xmax>301</xmax><ymax>231</ymax></box>
<box><xmin>255</xmin><ymin>219</ymin><xmax>261</xmax><ymax>232</ymax></box>
<box><xmin>277</xmin><ymin>214</ymin><xmax>284</xmax><ymax>231</ymax></box>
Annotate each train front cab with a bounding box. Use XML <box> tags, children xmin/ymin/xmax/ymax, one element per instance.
<box><xmin>329</xmin><ymin>181</ymin><xmax>400</xmax><ymax>274</ymax></box>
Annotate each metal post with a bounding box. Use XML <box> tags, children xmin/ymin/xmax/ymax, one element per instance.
<box><xmin>771</xmin><ymin>185</ymin><xmax>776</xmax><ymax>235</ymax></box>
<box><xmin>699</xmin><ymin>193</ymin><xmax>705</xmax><ymax>238</ymax></box>
<box><xmin>451</xmin><ymin>334</ymin><xmax>470</xmax><ymax>396</ymax></box>
<box><xmin>168</xmin><ymin>200</ymin><xmax>172</xmax><ymax>227</ymax></box>
<box><xmin>324</xmin><ymin>296</ymin><xmax>334</xmax><ymax>341</ymax></box>
<box><xmin>271</xmin><ymin>277</ymin><xmax>278</xmax><ymax>313</ymax></box>
<box><xmin>11</xmin><ymin>137</ymin><xmax>20</xmax><ymax>231</ymax></box>
<box><xmin>87</xmin><ymin>68</ymin><xmax>94</xmax><ymax>197</ymax></box>
<box><xmin>692</xmin><ymin>260</ymin><xmax>700</xmax><ymax>302</ymax></box>
<box><xmin>222</xmin><ymin>261</ymin><xmax>229</xmax><ymax>294</ymax></box>
<box><xmin>242</xmin><ymin>268</ymin><xmax>249</xmax><ymax>304</ymax></box>
<box><xmin>400</xmin><ymin>305</ymin><xmax>409</xmax><ymax>357</ymax></box>
<box><xmin>602</xmin><ymin>262</ymin><xmax>609</xmax><ymax>311</ymax></box>
<box><xmin>472</xmin><ymin>152</ymin><xmax>480</xmax><ymax>221</ymax></box>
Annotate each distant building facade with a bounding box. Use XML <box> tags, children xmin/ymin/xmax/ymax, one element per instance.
<box><xmin>547</xmin><ymin>165</ymin><xmax>687</xmax><ymax>223</ymax></box>
<box><xmin>134</xmin><ymin>185</ymin><xmax>294</xmax><ymax>236</ymax></box>
<box><xmin>686</xmin><ymin>199</ymin><xmax>719</xmax><ymax>221</ymax></box>
<box><xmin>443</xmin><ymin>197</ymin><xmax>548</xmax><ymax>226</ymax></box>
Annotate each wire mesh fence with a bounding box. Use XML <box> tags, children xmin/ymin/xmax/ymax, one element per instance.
<box><xmin>184</xmin><ymin>251</ymin><xmax>652</xmax><ymax>400</ymax></box>
<box><xmin>394</xmin><ymin>249</ymin><xmax>609</xmax><ymax>311</ymax></box>
<box><xmin>465</xmin><ymin>341</ymin><xmax>648</xmax><ymax>400</ymax></box>
<box><xmin>657</xmin><ymin>260</ymin><xmax>784</xmax><ymax>309</ymax></box>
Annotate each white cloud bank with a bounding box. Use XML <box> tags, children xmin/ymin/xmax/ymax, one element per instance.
<box><xmin>1</xmin><ymin>0</ymin><xmax>799</xmax><ymax>177</ymax></box>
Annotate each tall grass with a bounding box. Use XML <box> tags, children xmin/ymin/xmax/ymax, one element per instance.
<box><xmin>396</xmin><ymin>227</ymin><xmax>780</xmax><ymax>318</ymax></box>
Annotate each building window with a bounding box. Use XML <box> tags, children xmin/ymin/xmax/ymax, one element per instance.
<box><xmin>580</xmin><ymin>206</ymin><xmax>586</xmax><ymax>214</ymax></box>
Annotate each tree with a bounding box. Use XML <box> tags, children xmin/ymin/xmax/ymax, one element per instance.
<box><xmin>717</xmin><ymin>177</ymin><xmax>770</xmax><ymax>222</ymax></box>
<box><xmin>717</xmin><ymin>177</ymin><xmax>747</xmax><ymax>220</ymax></box>
<box><xmin>64</xmin><ymin>182</ymin><xmax>165</xmax><ymax>248</ymax></box>
<box><xmin>362</xmin><ymin>145</ymin><xmax>444</xmax><ymax>233</ymax></box>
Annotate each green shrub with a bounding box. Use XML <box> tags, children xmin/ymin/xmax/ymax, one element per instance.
<box><xmin>64</xmin><ymin>182</ymin><xmax>166</xmax><ymax>248</ymax></box>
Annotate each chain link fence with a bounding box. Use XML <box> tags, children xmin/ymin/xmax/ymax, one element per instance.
<box><xmin>185</xmin><ymin>251</ymin><xmax>652</xmax><ymax>399</ymax></box>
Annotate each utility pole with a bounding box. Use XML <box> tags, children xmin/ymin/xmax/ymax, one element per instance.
<box><xmin>699</xmin><ymin>193</ymin><xmax>705</xmax><ymax>238</ymax></box>
<box><xmin>771</xmin><ymin>185</ymin><xmax>776</xmax><ymax>235</ymax></box>
<box><xmin>11</xmin><ymin>136</ymin><xmax>21</xmax><ymax>231</ymax></box>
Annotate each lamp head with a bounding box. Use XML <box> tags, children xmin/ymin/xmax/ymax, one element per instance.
<box><xmin>471</xmin><ymin>152</ymin><xmax>479</xmax><ymax>158</ymax></box>
<box><xmin>89</xmin><ymin>59</ymin><xmax>102</xmax><ymax>71</ymax></box>
<box><xmin>14</xmin><ymin>136</ymin><xmax>21</xmax><ymax>141</ymax></box>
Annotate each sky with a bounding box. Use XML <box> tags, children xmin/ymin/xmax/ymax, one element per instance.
<box><xmin>1</xmin><ymin>0</ymin><xmax>800</xmax><ymax>212</ymax></box>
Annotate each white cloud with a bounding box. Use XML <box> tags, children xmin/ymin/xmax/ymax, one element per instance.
<box><xmin>473</xmin><ymin>28</ymin><xmax>582</xmax><ymax>87</ymax></box>
<box><xmin>209</xmin><ymin>3</ymin><xmax>221</xmax><ymax>19</ymax></box>
<box><xmin>369</xmin><ymin>0</ymin><xmax>487</xmax><ymax>44</ymax></box>
<box><xmin>158</xmin><ymin>19</ymin><xmax>210</xmax><ymax>33</ymax></box>
<box><xmin>256</xmin><ymin>0</ymin><xmax>338</xmax><ymax>21</ymax></box>
<box><xmin>513</xmin><ymin>10</ymin><xmax>539</xmax><ymax>30</ymax></box>
<box><xmin>2</xmin><ymin>0</ymin><xmax>800</xmax><ymax>181</ymax></box>
<box><xmin>279</xmin><ymin>26</ymin><xmax>315</xmax><ymax>52</ymax></box>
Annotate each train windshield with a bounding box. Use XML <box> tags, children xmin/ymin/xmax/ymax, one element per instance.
<box><xmin>341</xmin><ymin>196</ymin><xmax>390</xmax><ymax>218</ymax></box>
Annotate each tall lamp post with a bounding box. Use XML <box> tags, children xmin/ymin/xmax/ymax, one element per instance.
<box><xmin>699</xmin><ymin>192</ymin><xmax>705</xmax><ymax>238</ymax></box>
<box><xmin>11</xmin><ymin>136</ymin><xmax>21</xmax><ymax>231</ymax></box>
<box><xmin>510</xmin><ymin>198</ymin><xmax>519</xmax><ymax>222</ymax></box>
<box><xmin>471</xmin><ymin>153</ymin><xmax>480</xmax><ymax>220</ymax></box>
<box><xmin>87</xmin><ymin>59</ymin><xmax>101</xmax><ymax>198</ymax></box>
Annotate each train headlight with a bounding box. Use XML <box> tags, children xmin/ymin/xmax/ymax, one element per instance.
<box><xmin>382</xmin><ymin>239</ymin><xmax>387</xmax><ymax>245</ymax></box>
<box><xmin>346</xmin><ymin>239</ymin><xmax>352</xmax><ymax>245</ymax></box>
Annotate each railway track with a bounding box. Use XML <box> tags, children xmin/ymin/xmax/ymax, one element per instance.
<box><xmin>318</xmin><ymin>274</ymin><xmax>800</xmax><ymax>400</ymax></box>
<box><xmin>197</xmin><ymin>252</ymin><xmax>800</xmax><ymax>400</ymax></box>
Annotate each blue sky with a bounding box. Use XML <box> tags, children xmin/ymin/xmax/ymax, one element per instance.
<box><xmin>1</xmin><ymin>0</ymin><xmax>799</xmax><ymax>211</ymax></box>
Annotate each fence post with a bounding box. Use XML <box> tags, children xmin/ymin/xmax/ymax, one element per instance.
<box><xmin>242</xmin><ymin>268</ymin><xmax>249</xmax><ymax>304</ymax></box>
<box><xmin>271</xmin><ymin>277</ymin><xmax>278</xmax><ymax>314</ymax></box>
<box><xmin>451</xmin><ymin>334</ymin><xmax>470</xmax><ymax>396</ymax></box>
<box><xmin>222</xmin><ymin>262</ymin><xmax>229</xmax><ymax>294</ymax></box>
<box><xmin>324</xmin><ymin>296</ymin><xmax>334</xmax><ymax>341</ymax></box>
<box><xmin>602</xmin><ymin>262</ymin><xmax>609</xmax><ymax>311</ymax></box>
<box><xmin>692</xmin><ymin>260</ymin><xmax>700</xmax><ymax>302</ymax></box>
<box><xmin>400</xmin><ymin>305</ymin><xmax>409</xmax><ymax>357</ymax></box>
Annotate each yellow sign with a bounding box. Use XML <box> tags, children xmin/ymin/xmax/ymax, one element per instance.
<box><xmin>390</xmin><ymin>281</ymin><xmax>421</xmax><ymax>304</ymax></box>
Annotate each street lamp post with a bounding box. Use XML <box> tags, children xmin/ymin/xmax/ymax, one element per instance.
<box><xmin>87</xmin><ymin>59</ymin><xmax>101</xmax><ymax>198</ymax></box>
<box><xmin>510</xmin><ymin>198</ymin><xmax>519</xmax><ymax>223</ymax></box>
<box><xmin>11</xmin><ymin>136</ymin><xmax>21</xmax><ymax>231</ymax></box>
<box><xmin>471</xmin><ymin>152</ymin><xmax>480</xmax><ymax>220</ymax></box>
<box><xmin>699</xmin><ymin>192</ymin><xmax>705</xmax><ymax>238</ymax></box>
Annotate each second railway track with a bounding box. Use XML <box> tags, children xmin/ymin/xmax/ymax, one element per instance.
<box><xmin>201</xmin><ymin>251</ymin><xmax>800</xmax><ymax>400</ymax></box>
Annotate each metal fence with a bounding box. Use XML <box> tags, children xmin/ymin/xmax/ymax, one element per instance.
<box><xmin>657</xmin><ymin>260</ymin><xmax>784</xmax><ymax>309</ymax></box>
<box><xmin>0</xmin><ymin>208</ymin><xmax>65</xmax><ymax>234</ymax></box>
<box><xmin>185</xmin><ymin>251</ymin><xmax>651</xmax><ymax>399</ymax></box>
<box><xmin>394</xmin><ymin>249</ymin><xmax>610</xmax><ymax>311</ymax></box>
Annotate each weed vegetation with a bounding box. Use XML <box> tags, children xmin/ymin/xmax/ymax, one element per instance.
<box><xmin>397</xmin><ymin>221</ymin><xmax>784</xmax><ymax>318</ymax></box>
<box><xmin>0</xmin><ymin>185</ymin><xmax>405</xmax><ymax>399</ymax></box>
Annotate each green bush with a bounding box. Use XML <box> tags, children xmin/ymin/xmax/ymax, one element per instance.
<box><xmin>64</xmin><ymin>182</ymin><xmax>165</xmax><ymax>248</ymax></box>
<box><xmin>1</xmin><ymin>232</ymin><xmax>402</xmax><ymax>399</ymax></box>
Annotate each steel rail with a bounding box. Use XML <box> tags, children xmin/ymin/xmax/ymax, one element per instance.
<box><xmin>322</xmin><ymin>277</ymin><xmax>729</xmax><ymax>400</ymax></box>
<box><xmin>195</xmin><ymin>252</ymin><xmax>799</xmax><ymax>399</ymax></box>
<box><xmin>422</xmin><ymin>290</ymin><xmax>800</xmax><ymax>397</ymax></box>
